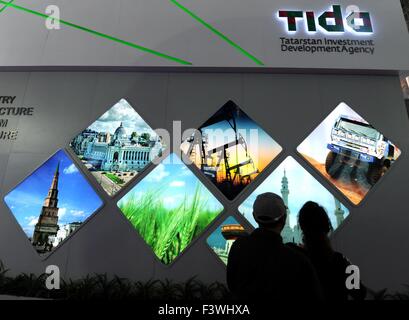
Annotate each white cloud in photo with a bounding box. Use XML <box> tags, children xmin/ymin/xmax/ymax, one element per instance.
<box><xmin>179</xmin><ymin>166</ymin><xmax>194</xmax><ymax>177</ymax></box>
<box><xmin>63</xmin><ymin>164</ymin><xmax>78</xmax><ymax>175</ymax></box>
<box><xmin>146</xmin><ymin>164</ymin><xmax>170</xmax><ymax>182</ymax></box>
<box><xmin>163</xmin><ymin>196</ymin><xmax>176</xmax><ymax>206</ymax></box>
<box><xmin>169</xmin><ymin>180</ymin><xmax>185</xmax><ymax>187</ymax></box>
<box><xmin>70</xmin><ymin>210</ymin><xmax>85</xmax><ymax>217</ymax></box>
<box><xmin>88</xmin><ymin>99</ymin><xmax>156</xmax><ymax>137</ymax></box>
<box><xmin>24</xmin><ymin>216</ymin><xmax>38</xmax><ymax>229</ymax></box>
<box><xmin>163</xmin><ymin>194</ymin><xmax>185</xmax><ymax>208</ymax></box>
<box><xmin>58</xmin><ymin>208</ymin><xmax>67</xmax><ymax>219</ymax></box>
<box><xmin>28</xmin><ymin>217</ymin><xmax>38</xmax><ymax>226</ymax></box>
<box><xmin>23</xmin><ymin>227</ymin><xmax>34</xmax><ymax>237</ymax></box>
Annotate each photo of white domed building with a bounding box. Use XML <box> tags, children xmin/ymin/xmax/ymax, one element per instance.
<box><xmin>70</xmin><ymin>99</ymin><xmax>164</xmax><ymax>196</ymax></box>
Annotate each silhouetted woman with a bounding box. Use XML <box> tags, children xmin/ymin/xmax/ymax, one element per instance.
<box><xmin>297</xmin><ymin>201</ymin><xmax>366</xmax><ymax>300</ymax></box>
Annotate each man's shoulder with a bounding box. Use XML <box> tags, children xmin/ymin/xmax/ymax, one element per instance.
<box><xmin>232</xmin><ymin>234</ymin><xmax>251</xmax><ymax>247</ymax></box>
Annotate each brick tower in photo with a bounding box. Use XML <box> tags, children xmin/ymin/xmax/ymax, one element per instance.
<box><xmin>32</xmin><ymin>162</ymin><xmax>60</xmax><ymax>252</ymax></box>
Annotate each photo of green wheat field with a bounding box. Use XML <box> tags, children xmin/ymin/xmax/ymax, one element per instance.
<box><xmin>117</xmin><ymin>153</ymin><xmax>223</xmax><ymax>265</ymax></box>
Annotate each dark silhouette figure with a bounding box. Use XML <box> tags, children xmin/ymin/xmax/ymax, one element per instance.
<box><xmin>296</xmin><ymin>201</ymin><xmax>367</xmax><ymax>300</ymax></box>
<box><xmin>227</xmin><ymin>193</ymin><xmax>323</xmax><ymax>300</ymax></box>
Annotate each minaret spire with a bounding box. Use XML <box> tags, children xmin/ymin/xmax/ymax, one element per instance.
<box><xmin>281</xmin><ymin>168</ymin><xmax>289</xmax><ymax>209</ymax></box>
<box><xmin>280</xmin><ymin>167</ymin><xmax>302</xmax><ymax>244</ymax></box>
<box><xmin>44</xmin><ymin>161</ymin><xmax>60</xmax><ymax>208</ymax></box>
<box><xmin>281</xmin><ymin>168</ymin><xmax>291</xmax><ymax>228</ymax></box>
<box><xmin>32</xmin><ymin>160</ymin><xmax>61</xmax><ymax>251</ymax></box>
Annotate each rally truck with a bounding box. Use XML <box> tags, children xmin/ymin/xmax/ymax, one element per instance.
<box><xmin>325</xmin><ymin>115</ymin><xmax>398</xmax><ymax>186</ymax></box>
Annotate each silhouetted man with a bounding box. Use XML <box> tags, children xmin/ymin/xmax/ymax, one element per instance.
<box><xmin>227</xmin><ymin>192</ymin><xmax>323</xmax><ymax>300</ymax></box>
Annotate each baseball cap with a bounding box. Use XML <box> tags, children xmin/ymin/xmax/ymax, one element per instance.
<box><xmin>253</xmin><ymin>192</ymin><xmax>287</xmax><ymax>225</ymax></box>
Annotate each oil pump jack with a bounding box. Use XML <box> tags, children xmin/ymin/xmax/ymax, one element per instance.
<box><xmin>185</xmin><ymin>102</ymin><xmax>259</xmax><ymax>198</ymax></box>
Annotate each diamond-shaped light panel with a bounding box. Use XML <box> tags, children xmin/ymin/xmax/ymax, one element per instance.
<box><xmin>4</xmin><ymin>149</ymin><xmax>103</xmax><ymax>255</ymax></box>
<box><xmin>206</xmin><ymin>216</ymin><xmax>248</xmax><ymax>265</ymax></box>
<box><xmin>70</xmin><ymin>99</ymin><xmax>165</xmax><ymax>197</ymax></box>
<box><xmin>181</xmin><ymin>100</ymin><xmax>282</xmax><ymax>200</ymax></box>
<box><xmin>117</xmin><ymin>153</ymin><xmax>224</xmax><ymax>265</ymax></box>
<box><xmin>297</xmin><ymin>102</ymin><xmax>401</xmax><ymax>205</ymax></box>
<box><xmin>239</xmin><ymin>156</ymin><xmax>350</xmax><ymax>244</ymax></box>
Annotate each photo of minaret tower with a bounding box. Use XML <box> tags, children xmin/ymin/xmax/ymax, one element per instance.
<box><xmin>238</xmin><ymin>157</ymin><xmax>350</xmax><ymax>245</ymax></box>
<box><xmin>281</xmin><ymin>169</ymin><xmax>292</xmax><ymax>236</ymax></box>
<box><xmin>280</xmin><ymin>169</ymin><xmax>302</xmax><ymax>244</ymax></box>
<box><xmin>32</xmin><ymin>162</ymin><xmax>61</xmax><ymax>252</ymax></box>
<box><xmin>4</xmin><ymin>150</ymin><xmax>103</xmax><ymax>256</ymax></box>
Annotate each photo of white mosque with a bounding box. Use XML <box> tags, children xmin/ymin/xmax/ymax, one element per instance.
<box><xmin>239</xmin><ymin>157</ymin><xmax>348</xmax><ymax>244</ymax></box>
<box><xmin>280</xmin><ymin>169</ymin><xmax>302</xmax><ymax>244</ymax></box>
<box><xmin>280</xmin><ymin>169</ymin><xmax>346</xmax><ymax>244</ymax></box>
<box><xmin>70</xmin><ymin>99</ymin><xmax>164</xmax><ymax>196</ymax></box>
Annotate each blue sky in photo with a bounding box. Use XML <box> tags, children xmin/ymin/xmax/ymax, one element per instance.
<box><xmin>202</xmin><ymin>112</ymin><xmax>279</xmax><ymax>149</ymax></box>
<box><xmin>238</xmin><ymin>156</ymin><xmax>349</xmax><ymax>229</ymax></box>
<box><xmin>207</xmin><ymin>216</ymin><xmax>242</xmax><ymax>250</ymax></box>
<box><xmin>117</xmin><ymin>153</ymin><xmax>223</xmax><ymax>212</ymax></box>
<box><xmin>4</xmin><ymin>150</ymin><xmax>103</xmax><ymax>237</ymax></box>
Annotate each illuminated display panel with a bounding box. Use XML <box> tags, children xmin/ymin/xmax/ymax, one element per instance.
<box><xmin>4</xmin><ymin>149</ymin><xmax>103</xmax><ymax>255</ymax></box>
<box><xmin>117</xmin><ymin>153</ymin><xmax>223</xmax><ymax>265</ymax></box>
<box><xmin>70</xmin><ymin>99</ymin><xmax>165</xmax><ymax>197</ymax></box>
<box><xmin>239</xmin><ymin>156</ymin><xmax>350</xmax><ymax>244</ymax></box>
<box><xmin>181</xmin><ymin>100</ymin><xmax>282</xmax><ymax>200</ymax></box>
<box><xmin>297</xmin><ymin>103</ymin><xmax>401</xmax><ymax>205</ymax></box>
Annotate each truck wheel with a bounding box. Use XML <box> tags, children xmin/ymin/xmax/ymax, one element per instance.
<box><xmin>367</xmin><ymin>164</ymin><xmax>383</xmax><ymax>185</ymax></box>
<box><xmin>325</xmin><ymin>151</ymin><xmax>337</xmax><ymax>175</ymax></box>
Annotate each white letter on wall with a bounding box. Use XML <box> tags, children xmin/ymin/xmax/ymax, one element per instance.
<box><xmin>45</xmin><ymin>265</ymin><xmax>60</xmax><ymax>290</ymax></box>
<box><xmin>45</xmin><ymin>5</ymin><xmax>60</xmax><ymax>30</ymax></box>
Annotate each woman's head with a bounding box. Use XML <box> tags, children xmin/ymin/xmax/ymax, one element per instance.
<box><xmin>298</xmin><ymin>201</ymin><xmax>333</xmax><ymax>238</ymax></box>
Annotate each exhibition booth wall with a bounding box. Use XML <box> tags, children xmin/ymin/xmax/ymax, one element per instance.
<box><xmin>0</xmin><ymin>0</ymin><xmax>408</xmax><ymax>295</ymax></box>
<box><xmin>0</xmin><ymin>71</ymin><xmax>408</xmax><ymax>292</ymax></box>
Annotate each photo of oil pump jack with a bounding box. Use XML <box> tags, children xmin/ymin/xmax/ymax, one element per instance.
<box><xmin>181</xmin><ymin>101</ymin><xmax>282</xmax><ymax>200</ymax></box>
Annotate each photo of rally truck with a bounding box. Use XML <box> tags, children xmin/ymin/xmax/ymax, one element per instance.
<box><xmin>325</xmin><ymin>116</ymin><xmax>399</xmax><ymax>186</ymax></box>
